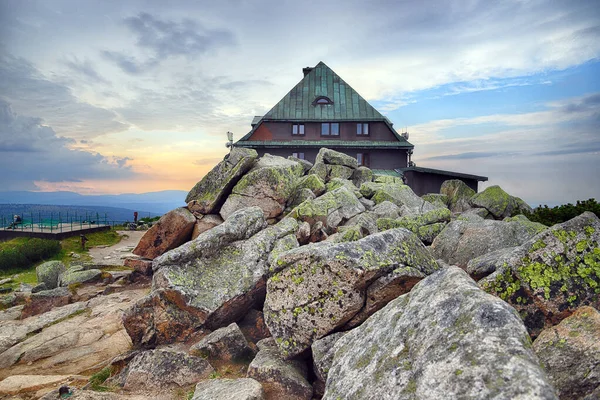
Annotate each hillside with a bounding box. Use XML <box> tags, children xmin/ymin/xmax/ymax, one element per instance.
<box><xmin>0</xmin><ymin>204</ymin><xmax>160</xmax><ymax>224</ymax></box>
<box><xmin>0</xmin><ymin>190</ymin><xmax>187</xmax><ymax>215</ymax></box>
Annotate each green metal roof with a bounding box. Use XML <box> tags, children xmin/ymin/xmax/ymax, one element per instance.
<box><xmin>238</xmin><ymin>62</ymin><xmax>413</xmax><ymax>146</ymax></box>
<box><xmin>236</xmin><ymin>140</ymin><xmax>414</xmax><ymax>149</ymax></box>
<box><xmin>372</xmin><ymin>169</ymin><xmax>403</xmax><ymax>177</ymax></box>
<box><xmin>396</xmin><ymin>166</ymin><xmax>488</xmax><ymax>181</ymax></box>
<box><xmin>263</xmin><ymin>61</ymin><xmax>386</xmax><ymax>122</ymax></box>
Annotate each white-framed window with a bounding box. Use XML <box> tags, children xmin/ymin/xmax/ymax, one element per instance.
<box><xmin>356</xmin><ymin>123</ymin><xmax>369</xmax><ymax>136</ymax></box>
<box><xmin>292</xmin><ymin>152</ymin><xmax>305</xmax><ymax>160</ymax></box>
<box><xmin>292</xmin><ymin>124</ymin><xmax>305</xmax><ymax>135</ymax></box>
<box><xmin>321</xmin><ymin>123</ymin><xmax>340</xmax><ymax>136</ymax></box>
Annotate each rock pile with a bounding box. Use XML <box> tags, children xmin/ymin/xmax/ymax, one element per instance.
<box><xmin>2</xmin><ymin>147</ymin><xmax>599</xmax><ymax>399</ymax></box>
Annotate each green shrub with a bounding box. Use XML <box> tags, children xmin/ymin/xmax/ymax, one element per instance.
<box><xmin>523</xmin><ymin>198</ymin><xmax>600</xmax><ymax>226</ymax></box>
<box><xmin>0</xmin><ymin>238</ymin><xmax>61</xmax><ymax>272</ymax></box>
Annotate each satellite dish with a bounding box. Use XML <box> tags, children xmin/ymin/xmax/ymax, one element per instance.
<box><xmin>401</xmin><ymin>131</ymin><xmax>409</xmax><ymax>140</ymax></box>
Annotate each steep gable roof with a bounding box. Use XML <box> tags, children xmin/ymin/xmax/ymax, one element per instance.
<box><xmin>239</xmin><ymin>62</ymin><xmax>411</xmax><ymax>144</ymax></box>
<box><xmin>263</xmin><ymin>61</ymin><xmax>386</xmax><ymax>121</ymax></box>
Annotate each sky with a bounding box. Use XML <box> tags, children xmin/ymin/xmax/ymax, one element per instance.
<box><xmin>0</xmin><ymin>0</ymin><xmax>599</xmax><ymax>206</ymax></box>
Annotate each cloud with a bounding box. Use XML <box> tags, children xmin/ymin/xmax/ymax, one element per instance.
<box><xmin>0</xmin><ymin>53</ymin><xmax>128</xmax><ymax>139</ymax></box>
<box><xmin>64</xmin><ymin>57</ymin><xmax>110</xmax><ymax>85</ymax></box>
<box><xmin>422</xmin><ymin>152</ymin><xmax>519</xmax><ymax>161</ymax></box>
<box><xmin>0</xmin><ymin>99</ymin><xmax>136</xmax><ymax>190</ymax></box>
<box><xmin>104</xmin><ymin>12</ymin><xmax>235</xmax><ymax>74</ymax></box>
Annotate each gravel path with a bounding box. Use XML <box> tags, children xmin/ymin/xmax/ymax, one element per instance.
<box><xmin>88</xmin><ymin>230</ymin><xmax>145</xmax><ymax>266</ymax></box>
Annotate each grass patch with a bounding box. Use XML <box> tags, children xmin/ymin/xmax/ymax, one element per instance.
<box><xmin>89</xmin><ymin>366</ymin><xmax>115</xmax><ymax>392</ymax></box>
<box><xmin>57</xmin><ymin>230</ymin><xmax>122</xmax><ymax>263</ymax></box>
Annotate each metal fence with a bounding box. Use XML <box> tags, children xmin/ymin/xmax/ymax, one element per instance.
<box><xmin>1</xmin><ymin>211</ymin><xmax>140</xmax><ymax>233</ymax></box>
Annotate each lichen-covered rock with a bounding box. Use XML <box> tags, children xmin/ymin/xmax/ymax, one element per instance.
<box><xmin>326</xmin><ymin>178</ymin><xmax>362</xmax><ymax>198</ymax></box>
<box><xmin>133</xmin><ymin>207</ymin><xmax>196</xmax><ymax>259</ymax></box>
<box><xmin>343</xmin><ymin>212</ymin><xmax>378</xmax><ymax>236</ymax></box>
<box><xmin>323</xmin><ymin>267</ymin><xmax>558</xmax><ymax>400</ymax></box>
<box><xmin>377</xmin><ymin>207</ymin><xmax>451</xmax><ymax>244</ymax></box>
<box><xmin>431</xmin><ymin>217</ymin><xmax>540</xmax><ymax>268</ymax></box>
<box><xmin>440</xmin><ymin>179</ymin><xmax>475</xmax><ymax>212</ymax></box>
<box><xmin>58</xmin><ymin>266</ymin><xmax>103</xmax><ymax>287</ymax></box>
<box><xmin>125</xmin><ymin>211</ymin><xmax>298</xmax><ymax>345</ymax></box>
<box><xmin>533</xmin><ymin>306</ymin><xmax>600</xmax><ymax>400</ymax></box>
<box><xmin>185</xmin><ymin>147</ymin><xmax>258</xmax><ymax>212</ymax></box>
<box><xmin>466</xmin><ymin>246</ymin><xmax>519</xmax><ymax>280</ymax></box>
<box><xmin>190</xmin><ymin>322</ymin><xmax>253</xmax><ymax>362</ymax></box>
<box><xmin>514</xmin><ymin>196</ymin><xmax>534</xmax><ymax>214</ymax></box>
<box><xmin>247</xmin><ymin>338</ymin><xmax>312</xmax><ymax>400</ymax></box>
<box><xmin>264</xmin><ymin>228</ymin><xmax>439</xmax><ymax>358</ymax></box>
<box><xmin>503</xmin><ymin>214</ymin><xmax>547</xmax><ymax>236</ymax></box>
<box><xmin>315</xmin><ymin>148</ymin><xmax>358</xmax><ymax>169</ymax></box>
<box><xmin>221</xmin><ymin>154</ymin><xmax>304</xmax><ymax>219</ymax></box>
<box><xmin>288</xmin><ymin>155</ymin><xmax>313</xmax><ymax>173</ymax></box>
<box><xmin>370</xmin><ymin>183</ymin><xmax>440</xmax><ymax>214</ymax></box>
<box><xmin>191</xmin><ymin>214</ymin><xmax>223</xmax><ymax>240</ymax></box>
<box><xmin>312</xmin><ymin>332</ymin><xmax>346</xmax><ymax>383</ymax></box>
<box><xmin>294</xmin><ymin>174</ymin><xmax>326</xmax><ymax>197</ymax></box>
<box><xmin>307</xmin><ymin>161</ymin><xmax>329</xmax><ymax>182</ymax></box>
<box><xmin>457</xmin><ymin>207</ymin><xmax>490</xmax><ymax>221</ymax></box>
<box><xmin>287</xmin><ymin>188</ymin><xmax>315</xmax><ymax>209</ymax></box>
<box><xmin>481</xmin><ymin>212</ymin><xmax>600</xmax><ymax>337</ymax></box>
<box><xmin>359</xmin><ymin>181</ymin><xmax>385</xmax><ymax>198</ymax></box>
<box><xmin>122</xmin><ymin>349</ymin><xmax>214</xmax><ymax>390</ymax></box>
<box><xmin>351</xmin><ymin>166</ymin><xmax>372</xmax><ymax>188</ymax></box>
<box><xmin>469</xmin><ymin>185</ymin><xmax>529</xmax><ymax>219</ymax></box>
<box><xmin>373</xmin><ymin>175</ymin><xmax>403</xmax><ymax>184</ymax></box>
<box><xmin>192</xmin><ymin>378</ymin><xmax>265</xmax><ymax>400</ymax></box>
<box><xmin>36</xmin><ymin>261</ymin><xmax>66</xmax><ymax>290</ymax></box>
<box><xmin>371</xmin><ymin>201</ymin><xmax>401</xmax><ymax>219</ymax></box>
<box><xmin>328</xmin><ymin>164</ymin><xmax>354</xmax><ymax>180</ymax></box>
<box><xmin>421</xmin><ymin>193</ymin><xmax>449</xmax><ymax>209</ymax></box>
<box><xmin>290</xmin><ymin>187</ymin><xmax>365</xmax><ymax>232</ymax></box>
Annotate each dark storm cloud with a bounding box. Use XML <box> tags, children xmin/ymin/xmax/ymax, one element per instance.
<box><xmin>104</xmin><ymin>12</ymin><xmax>235</xmax><ymax>74</ymax></box>
<box><xmin>561</xmin><ymin>93</ymin><xmax>600</xmax><ymax>114</ymax></box>
<box><xmin>0</xmin><ymin>54</ymin><xmax>128</xmax><ymax>139</ymax></box>
<box><xmin>0</xmin><ymin>99</ymin><xmax>136</xmax><ymax>190</ymax></box>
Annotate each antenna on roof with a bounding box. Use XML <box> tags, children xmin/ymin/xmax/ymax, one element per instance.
<box><xmin>226</xmin><ymin>131</ymin><xmax>234</xmax><ymax>152</ymax></box>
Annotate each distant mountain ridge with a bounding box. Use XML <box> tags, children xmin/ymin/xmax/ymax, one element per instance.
<box><xmin>0</xmin><ymin>190</ymin><xmax>187</xmax><ymax>215</ymax></box>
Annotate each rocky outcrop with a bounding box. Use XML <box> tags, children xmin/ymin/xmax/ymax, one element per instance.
<box><xmin>431</xmin><ymin>217</ymin><xmax>541</xmax><ymax>268</ymax></box>
<box><xmin>133</xmin><ymin>207</ymin><xmax>196</xmax><ymax>259</ymax></box>
<box><xmin>469</xmin><ymin>185</ymin><xmax>532</xmax><ymax>219</ymax></box>
<box><xmin>246</xmin><ymin>338</ymin><xmax>312</xmax><ymax>400</ymax></box>
<box><xmin>21</xmin><ymin>287</ymin><xmax>71</xmax><ymax>318</ymax></box>
<box><xmin>264</xmin><ymin>228</ymin><xmax>439</xmax><ymax>358</ymax></box>
<box><xmin>190</xmin><ymin>322</ymin><xmax>254</xmax><ymax>362</ymax></box>
<box><xmin>481</xmin><ymin>212</ymin><xmax>600</xmax><ymax>337</ymax></box>
<box><xmin>192</xmin><ymin>378</ymin><xmax>265</xmax><ymax>400</ymax></box>
<box><xmin>192</xmin><ymin>214</ymin><xmax>223</xmax><ymax>240</ymax></box>
<box><xmin>323</xmin><ymin>267</ymin><xmax>558</xmax><ymax>400</ymax></box>
<box><xmin>58</xmin><ymin>265</ymin><xmax>103</xmax><ymax>287</ymax></box>
<box><xmin>220</xmin><ymin>154</ymin><xmax>304</xmax><ymax>219</ymax></box>
<box><xmin>377</xmin><ymin>207</ymin><xmax>451</xmax><ymax>244</ymax></box>
<box><xmin>123</xmin><ymin>208</ymin><xmax>297</xmax><ymax>346</ymax></box>
<box><xmin>364</xmin><ymin>182</ymin><xmax>440</xmax><ymax>214</ymax></box>
<box><xmin>289</xmin><ymin>186</ymin><xmax>365</xmax><ymax>232</ymax></box>
<box><xmin>533</xmin><ymin>306</ymin><xmax>600</xmax><ymax>400</ymax></box>
<box><xmin>122</xmin><ymin>349</ymin><xmax>214</xmax><ymax>390</ymax></box>
<box><xmin>440</xmin><ymin>179</ymin><xmax>475</xmax><ymax>212</ymax></box>
<box><xmin>186</xmin><ymin>147</ymin><xmax>258</xmax><ymax>212</ymax></box>
<box><xmin>351</xmin><ymin>166</ymin><xmax>372</xmax><ymax>188</ymax></box>
<box><xmin>36</xmin><ymin>261</ymin><xmax>66</xmax><ymax>290</ymax></box>
<box><xmin>311</xmin><ymin>332</ymin><xmax>346</xmax><ymax>383</ymax></box>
